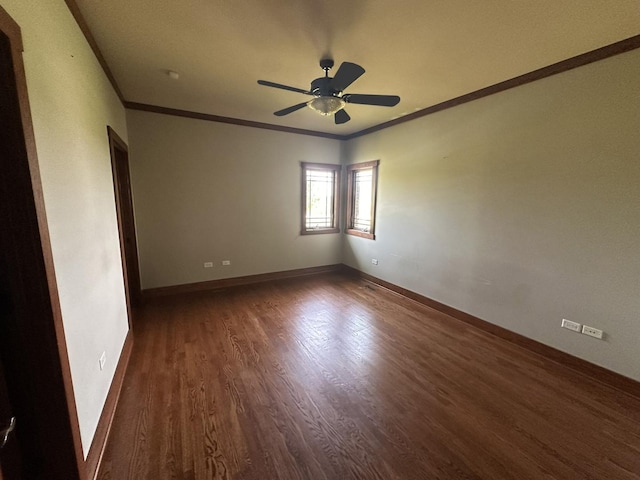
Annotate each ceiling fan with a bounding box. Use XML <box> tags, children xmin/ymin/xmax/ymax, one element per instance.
<box><xmin>257</xmin><ymin>59</ymin><xmax>400</xmax><ymax>125</ymax></box>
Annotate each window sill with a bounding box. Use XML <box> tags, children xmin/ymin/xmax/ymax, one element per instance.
<box><xmin>301</xmin><ymin>228</ymin><xmax>340</xmax><ymax>235</ymax></box>
<box><xmin>346</xmin><ymin>229</ymin><xmax>375</xmax><ymax>240</ymax></box>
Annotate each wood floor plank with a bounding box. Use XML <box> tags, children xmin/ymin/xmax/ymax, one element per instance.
<box><xmin>97</xmin><ymin>273</ymin><xmax>640</xmax><ymax>479</ymax></box>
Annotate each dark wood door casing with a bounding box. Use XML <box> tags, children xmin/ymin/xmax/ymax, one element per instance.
<box><xmin>0</xmin><ymin>5</ymin><xmax>83</xmax><ymax>479</ymax></box>
<box><xmin>108</xmin><ymin>126</ymin><xmax>141</xmax><ymax>325</ymax></box>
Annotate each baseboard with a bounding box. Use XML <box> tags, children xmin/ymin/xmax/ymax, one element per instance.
<box><xmin>140</xmin><ymin>263</ymin><xmax>639</xmax><ymax>398</ymax></box>
<box><xmin>142</xmin><ymin>264</ymin><xmax>343</xmax><ymax>298</ymax></box>
<box><xmin>341</xmin><ymin>265</ymin><xmax>640</xmax><ymax>399</ymax></box>
<box><xmin>85</xmin><ymin>330</ymin><xmax>133</xmax><ymax>480</ymax></box>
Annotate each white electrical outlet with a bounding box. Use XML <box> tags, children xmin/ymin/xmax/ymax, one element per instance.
<box><xmin>222</xmin><ymin>260</ymin><xmax>231</xmax><ymax>266</ymax></box>
<box><xmin>99</xmin><ymin>351</ymin><xmax>106</xmax><ymax>371</ymax></box>
<box><xmin>371</xmin><ymin>258</ymin><xmax>379</xmax><ymax>265</ymax></box>
<box><xmin>203</xmin><ymin>262</ymin><xmax>213</xmax><ymax>268</ymax></box>
<box><xmin>561</xmin><ymin>319</ymin><xmax>581</xmax><ymax>332</ymax></box>
<box><xmin>582</xmin><ymin>325</ymin><xmax>603</xmax><ymax>339</ymax></box>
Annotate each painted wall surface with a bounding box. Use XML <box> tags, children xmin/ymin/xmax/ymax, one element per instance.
<box><xmin>343</xmin><ymin>49</ymin><xmax>640</xmax><ymax>381</ymax></box>
<box><xmin>2</xmin><ymin>0</ymin><xmax>130</xmax><ymax>455</ymax></box>
<box><xmin>126</xmin><ymin>110</ymin><xmax>343</xmax><ymax>289</ymax></box>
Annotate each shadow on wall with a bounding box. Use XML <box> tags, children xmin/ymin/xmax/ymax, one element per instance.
<box><xmin>342</xmin><ymin>236</ymin><xmax>359</xmax><ymax>270</ymax></box>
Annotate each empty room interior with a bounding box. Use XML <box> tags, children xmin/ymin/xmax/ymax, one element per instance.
<box><xmin>1</xmin><ymin>1</ymin><xmax>639</xmax><ymax>479</ymax></box>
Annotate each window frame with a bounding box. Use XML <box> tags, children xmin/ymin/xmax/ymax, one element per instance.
<box><xmin>300</xmin><ymin>162</ymin><xmax>341</xmax><ymax>235</ymax></box>
<box><xmin>346</xmin><ymin>160</ymin><xmax>380</xmax><ymax>240</ymax></box>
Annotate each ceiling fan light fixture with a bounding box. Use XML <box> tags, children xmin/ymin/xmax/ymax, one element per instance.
<box><xmin>258</xmin><ymin>59</ymin><xmax>400</xmax><ymax>124</ymax></box>
<box><xmin>306</xmin><ymin>96</ymin><xmax>346</xmax><ymax>116</ymax></box>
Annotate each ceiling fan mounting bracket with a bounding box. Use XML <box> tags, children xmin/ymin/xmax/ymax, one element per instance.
<box><xmin>319</xmin><ymin>58</ymin><xmax>334</xmax><ymax>71</ymax></box>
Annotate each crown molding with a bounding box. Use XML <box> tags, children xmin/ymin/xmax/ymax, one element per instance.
<box><xmin>344</xmin><ymin>34</ymin><xmax>640</xmax><ymax>140</ymax></box>
<box><xmin>123</xmin><ymin>102</ymin><xmax>345</xmax><ymax>140</ymax></box>
<box><xmin>64</xmin><ymin>0</ymin><xmax>124</xmax><ymax>103</ymax></box>
<box><xmin>63</xmin><ymin>3</ymin><xmax>640</xmax><ymax>141</ymax></box>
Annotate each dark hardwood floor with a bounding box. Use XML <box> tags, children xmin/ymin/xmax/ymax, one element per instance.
<box><xmin>97</xmin><ymin>273</ymin><xmax>640</xmax><ymax>480</ymax></box>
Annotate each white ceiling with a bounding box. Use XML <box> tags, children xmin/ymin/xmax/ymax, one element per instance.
<box><xmin>75</xmin><ymin>0</ymin><xmax>640</xmax><ymax>135</ymax></box>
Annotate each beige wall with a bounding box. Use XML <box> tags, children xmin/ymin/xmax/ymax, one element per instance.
<box><xmin>4</xmin><ymin>0</ymin><xmax>637</xmax><ymax>462</ymax></box>
<box><xmin>127</xmin><ymin>51</ymin><xmax>639</xmax><ymax>382</ymax></box>
<box><xmin>126</xmin><ymin>110</ymin><xmax>342</xmax><ymax>289</ymax></box>
<box><xmin>343</xmin><ymin>49</ymin><xmax>640</xmax><ymax>381</ymax></box>
<box><xmin>2</xmin><ymin>0</ymin><xmax>130</xmax><ymax>455</ymax></box>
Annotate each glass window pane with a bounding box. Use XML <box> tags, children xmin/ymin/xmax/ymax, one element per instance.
<box><xmin>353</xmin><ymin>169</ymin><xmax>373</xmax><ymax>232</ymax></box>
<box><xmin>346</xmin><ymin>161</ymin><xmax>378</xmax><ymax>239</ymax></box>
<box><xmin>305</xmin><ymin>169</ymin><xmax>335</xmax><ymax>230</ymax></box>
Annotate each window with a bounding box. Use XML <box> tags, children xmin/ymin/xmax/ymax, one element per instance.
<box><xmin>301</xmin><ymin>162</ymin><xmax>340</xmax><ymax>235</ymax></box>
<box><xmin>346</xmin><ymin>160</ymin><xmax>379</xmax><ymax>240</ymax></box>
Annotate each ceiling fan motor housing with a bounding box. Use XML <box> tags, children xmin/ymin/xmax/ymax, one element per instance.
<box><xmin>310</xmin><ymin>77</ymin><xmax>339</xmax><ymax>97</ymax></box>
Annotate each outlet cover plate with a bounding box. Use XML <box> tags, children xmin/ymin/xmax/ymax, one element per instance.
<box><xmin>582</xmin><ymin>325</ymin><xmax>603</xmax><ymax>339</ymax></box>
<box><xmin>561</xmin><ymin>319</ymin><xmax>581</xmax><ymax>332</ymax></box>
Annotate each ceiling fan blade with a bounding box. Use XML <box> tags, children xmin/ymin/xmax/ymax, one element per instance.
<box><xmin>274</xmin><ymin>102</ymin><xmax>308</xmax><ymax>116</ymax></box>
<box><xmin>334</xmin><ymin>109</ymin><xmax>351</xmax><ymax>125</ymax></box>
<box><xmin>344</xmin><ymin>94</ymin><xmax>400</xmax><ymax>107</ymax></box>
<box><xmin>330</xmin><ymin>62</ymin><xmax>365</xmax><ymax>92</ymax></box>
<box><xmin>258</xmin><ymin>80</ymin><xmax>310</xmax><ymax>95</ymax></box>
